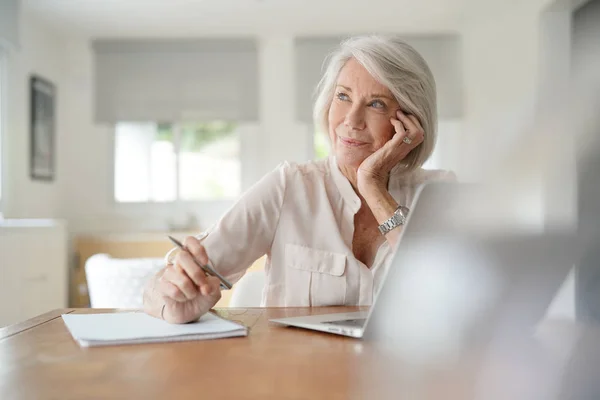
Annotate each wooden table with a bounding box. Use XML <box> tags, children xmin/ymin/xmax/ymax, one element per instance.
<box><xmin>1</xmin><ymin>307</ymin><xmax>599</xmax><ymax>400</ymax></box>
<box><xmin>0</xmin><ymin>307</ymin><xmax>377</xmax><ymax>400</ymax></box>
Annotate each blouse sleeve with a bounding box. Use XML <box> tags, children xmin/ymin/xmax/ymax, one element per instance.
<box><xmin>166</xmin><ymin>162</ymin><xmax>289</xmax><ymax>283</ymax></box>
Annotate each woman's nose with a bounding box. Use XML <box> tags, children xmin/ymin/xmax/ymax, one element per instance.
<box><xmin>344</xmin><ymin>105</ymin><xmax>366</xmax><ymax>131</ymax></box>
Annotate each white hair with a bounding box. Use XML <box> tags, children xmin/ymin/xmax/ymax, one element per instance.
<box><xmin>313</xmin><ymin>35</ymin><xmax>437</xmax><ymax>172</ymax></box>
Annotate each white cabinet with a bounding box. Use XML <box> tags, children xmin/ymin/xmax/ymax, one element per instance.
<box><xmin>0</xmin><ymin>219</ymin><xmax>68</xmax><ymax>327</ymax></box>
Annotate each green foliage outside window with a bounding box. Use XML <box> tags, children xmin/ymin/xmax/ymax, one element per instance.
<box><xmin>314</xmin><ymin>130</ymin><xmax>330</xmax><ymax>159</ymax></box>
<box><xmin>156</xmin><ymin>121</ymin><xmax>237</xmax><ymax>151</ymax></box>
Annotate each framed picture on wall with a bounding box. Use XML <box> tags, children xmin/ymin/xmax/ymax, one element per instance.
<box><xmin>30</xmin><ymin>75</ymin><xmax>56</xmax><ymax>181</ymax></box>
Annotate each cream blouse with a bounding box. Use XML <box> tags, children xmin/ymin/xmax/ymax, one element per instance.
<box><xmin>166</xmin><ymin>156</ymin><xmax>453</xmax><ymax>307</ymax></box>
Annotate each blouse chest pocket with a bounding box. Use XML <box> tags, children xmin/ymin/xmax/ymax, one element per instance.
<box><xmin>284</xmin><ymin>244</ymin><xmax>347</xmax><ymax>307</ymax></box>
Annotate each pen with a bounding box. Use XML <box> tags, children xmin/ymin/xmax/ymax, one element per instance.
<box><xmin>167</xmin><ymin>235</ymin><xmax>233</xmax><ymax>290</ymax></box>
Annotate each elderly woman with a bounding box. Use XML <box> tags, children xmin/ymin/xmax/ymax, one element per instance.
<box><xmin>144</xmin><ymin>35</ymin><xmax>454</xmax><ymax>323</ymax></box>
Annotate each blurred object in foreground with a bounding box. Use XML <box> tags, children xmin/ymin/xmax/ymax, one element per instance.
<box><xmin>357</xmin><ymin>74</ymin><xmax>600</xmax><ymax>397</ymax></box>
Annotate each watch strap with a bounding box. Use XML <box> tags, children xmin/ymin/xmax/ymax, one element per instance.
<box><xmin>378</xmin><ymin>205</ymin><xmax>409</xmax><ymax>235</ymax></box>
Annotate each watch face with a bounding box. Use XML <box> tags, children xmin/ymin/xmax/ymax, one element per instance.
<box><xmin>394</xmin><ymin>206</ymin><xmax>407</xmax><ymax>219</ymax></box>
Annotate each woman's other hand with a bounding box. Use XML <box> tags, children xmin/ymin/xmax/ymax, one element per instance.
<box><xmin>356</xmin><ymin>109</ymin><xmax>425</xmax><ymax>194</ymax></box>
<box><xmin>153</xmin><ymin>236</ymin><xmax>222</xmax><ymax>324</ymax></box>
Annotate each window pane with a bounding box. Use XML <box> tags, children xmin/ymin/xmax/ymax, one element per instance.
<box><xmin>149</xmin><ymin>123</ymin><xmax>176</xmax><ymax>202</ymax></box>
<box><xmin>314</xmin><ymin>129</ymin><xmax>330</xmax><ymax>159</ymax></box>
<box><xmin>178</xmin><ymin>122</ymin><xmax>240</xmax><ymax>200</ymax></box>
<box><xmin>114</xmin><ymin>122</ymin><xmax>176</xmax><ymax>202</ymax></box>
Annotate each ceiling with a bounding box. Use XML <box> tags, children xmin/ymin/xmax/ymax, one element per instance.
<box><xmin>23</xmin><ymin>0</ymin><xmax>470</xmax><ymax>38</ymax></box>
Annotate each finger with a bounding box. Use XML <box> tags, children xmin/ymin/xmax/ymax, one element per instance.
<box><xmin>397</xmin><ymin>114</ymin><xmax>425</xmax><ymax>150</ymax></box>
<box><xmin>412</xmin><ymin>129</ymin><xmax>425</xmax><ymax>146</ymax></box>
<box><xmin>390</xmin><ymin>117</ymin><xmax>416</xmax><ymax>149</ymax></box>
<box><xmin>407</xmin><ymin>114</ymin><xmax>423</xmax><ymax>131</ymax></box>
<box><xmin>396</xmin><ymin>110</ymin><xmax>420</xmax><ymax>139</ymax></box>
<box><xmin>163</xmin><ymin>262</ymin><xmax>199</xmax><ymax>300</ymax></box>
<box><xmin>388</xmin><ymin>123</ymin><xmax>423</xmax><ymax>164</ymax></box>
<box><xmin>390</xmin><ymin>118</ymin><xmax>407</xmax><ymax>138</ymax></box>
<box><xmin>181</xmin><ymin>236</ymin><xmax>212</xmax><ymax>294</ymax></box>
<box><xmin>404</xmin><ymin>125</ymin><xmax>424</xmax><ymax>146</ymax></box>
<box><xmin>402</xmin><ymin>132</ymin><xmax>424</xmax><ymax>154</ymax></box>
<box><xmin>379</xmin><ymin>118</ymin><xmax>413</xmax><ymax>166</ymax></box>
<box><xmin>183</xmin><ymin>236</ymin><xmax>210</xmax><ymax>266</ymax></box>
<box><xmin>158</xmin><ymin>273</ymin><xmax>187</xmax><ymax>302</ymax></box>
<box><xmin>406</xmin><ymin>116</ymin><xmax>425</xmax><ymax>146</ymax></box>
<box><xmin>176</xmin><ymin>250</ymin><xmax>210</xmax><ymax>291</ymax></box>
<box><xmin>205</xmin><ymin>276</ymin><xmax>223</xmax><ymax>297</ymax></box>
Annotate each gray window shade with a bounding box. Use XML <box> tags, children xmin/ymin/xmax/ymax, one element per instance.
<box><xmin>295</xmin><ymin>35</ymin><xmax>463</xmax><ymax>123</ymax></box>
<box><xmin>0</xmin><ymin>0</ymin><xmax>19</xmax><ymax>49</ymax></box>
<box><xmin>93</xmin><ymin>39</ymin><xmax>259</xmax><ymax>123</ymax></box>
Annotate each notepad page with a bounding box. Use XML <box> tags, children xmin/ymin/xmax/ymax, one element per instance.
<box><xmin>62</xmin><ymin>312</ymin><xmax>247</xmax><ymax>344</ymax></box>
<box><xmin>79</xmin><ymin>330</ymin><xmax>245</xmax><ymax>347</ymax></box>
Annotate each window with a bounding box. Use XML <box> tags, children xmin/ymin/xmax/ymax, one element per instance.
<box><xmin>114</xmin><ymin>121</ymin><xmax>240</xmax><ymax>203</ymax></box>
<box><xmin>314</xmin><ymin>129</ymin><xmax>330</xmax><ymax>160</ymax></box>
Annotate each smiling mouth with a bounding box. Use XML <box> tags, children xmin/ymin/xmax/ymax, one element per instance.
<box><xmin>338</xmin><ymin>136</ymin><xmax>368</xmax><ymax>147</ymax></box>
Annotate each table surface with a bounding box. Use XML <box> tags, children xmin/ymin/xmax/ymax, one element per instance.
<box><xmin>1</xmin><ymin>307</ymin><xmax>599</xmax><ymax>400</ymax></box>
<box><xmin>0</xmin><ymin>307</ymin><xmax>386</xmax><ymax>400</ymax></box>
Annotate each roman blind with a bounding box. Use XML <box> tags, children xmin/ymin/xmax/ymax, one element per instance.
<box><xmin>93</xmin><ymin>39</ymin><xmax>259</xmax><ymax>123</ymax></box>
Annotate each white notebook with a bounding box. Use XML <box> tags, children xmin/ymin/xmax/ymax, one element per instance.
<box><xmin>62</xmin><ymin>312</ymin><xmax>248</xmax><ymax>347</ymax></box>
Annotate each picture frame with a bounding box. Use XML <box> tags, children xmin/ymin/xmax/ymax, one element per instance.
<box><xmin>30</xmin><ymin>75</ymin><xmax>56</xmax><ymax>181</ymax></box>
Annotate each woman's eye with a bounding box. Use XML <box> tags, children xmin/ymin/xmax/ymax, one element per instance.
<box><xmin>369</xmin><ymin>100</ymin><xmax>386</xmax><ymax>109</ymax></box>
<box><xmin>336</xmin><ymin>92</ymin><xmax>350</xmax><ymax>101</ymax></box>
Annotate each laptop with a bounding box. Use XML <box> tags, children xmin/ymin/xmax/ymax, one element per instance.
<box><xmin>269</xmin><ymin>183</ymin><xmax>578</xmax><ymax>342</ymax></box>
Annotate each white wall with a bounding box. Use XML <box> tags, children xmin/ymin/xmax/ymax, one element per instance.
<box><xmin>460</xmin><ymin>2</ymin><xmax>541</xmax><ymax>179</ymax></box>
<box><xmin>56</xmin><ymin>35</ymin><xmax>314</xmax><ymax>235</ymax></box>
<box><xmin>56</xmin><ymin>34</ymin><xmax>464</xmax><ymax>235</ymax></box>
<box><xmin>4</xmin><ymin>1</ymin><xmax>569</xmax><ymax>235</ymax></box>
<box><xmin>0</xmin><ymin>11</ymin><xmax>72</xmax><ymax>324</ymax></box>
<box><xmin>2</xmin><ymin>3</ymin><xmax>580</xmax><ymax>319</ymax></box>
<box><xmin>459</xmin><ymin>1</ymin><xmax>581</xmax><ymax>231</ymax></box>
<box><xmin>3</xmin><ymin>11</ymin><xmax>69</xmax><ymax>219</ymax></box>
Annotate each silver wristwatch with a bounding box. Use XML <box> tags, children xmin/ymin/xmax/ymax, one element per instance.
<box><xmin>378</xmin><ymin>205</ymin><xmax>410</xmax><ymax>235</ymax></box>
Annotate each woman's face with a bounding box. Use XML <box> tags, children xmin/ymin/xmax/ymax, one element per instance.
<box><xmin>328</xmin><ymin>58</ymin><xmax>401</xmax><ymax>169</ymax></box>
